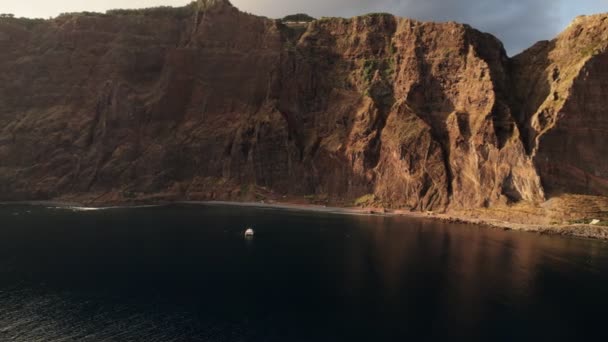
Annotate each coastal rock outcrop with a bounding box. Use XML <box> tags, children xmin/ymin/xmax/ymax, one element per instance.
<box><xmin>0</xmin><ymin>0</ymin><xmax>606</xmax><ymax>211</ymax></box>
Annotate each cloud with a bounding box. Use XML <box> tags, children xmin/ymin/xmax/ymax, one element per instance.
<box><xmin>388</xmin><ymin>0</ymin><xmax>562</xmax><ymax>54</ymax></box>
<box><xmin>4</xmin><ymin>0</ymin><xmax>607</xmax><ymax>55</ymax></box>
<box><xmin>231</xmin><ymin>0</ymin><xmax>603</xmax><ymax>55</ymax></box>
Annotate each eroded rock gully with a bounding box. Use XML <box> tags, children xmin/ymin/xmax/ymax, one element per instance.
<box><xmin>0</xmin><ymin>0</ymin><xmax>606</xmax><ymax>214</ymax></box>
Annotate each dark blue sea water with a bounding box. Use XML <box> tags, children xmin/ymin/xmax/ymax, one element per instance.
<box><xmin>1</xmin><ymin>203</ymin><xmax>608</xmax><ymax>341</ymax></box>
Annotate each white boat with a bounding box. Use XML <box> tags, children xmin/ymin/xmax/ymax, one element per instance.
<box><xmin>245</xmin><ymin>228</ymin><xmax>255</xmax><ymax>237</ymax></box>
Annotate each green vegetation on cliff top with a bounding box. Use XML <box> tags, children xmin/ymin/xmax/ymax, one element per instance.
<box><xmin>282</xmin><ymin>13</ymin><xmax>316</xmax><ymax>22</ymax></box>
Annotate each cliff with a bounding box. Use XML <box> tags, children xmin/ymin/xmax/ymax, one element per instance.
<box><xmin>0</xmin><ymin>0</ymin><xmax>606</xmax><ymax>215</ymax></box>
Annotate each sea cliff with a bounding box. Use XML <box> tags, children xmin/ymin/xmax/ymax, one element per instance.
<box><xmin>1</xmin><ymin>0</ymin><xmax>607</xmax><ymax>228</ymax></box>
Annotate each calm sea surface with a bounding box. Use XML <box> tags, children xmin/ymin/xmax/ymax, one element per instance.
<box><xmin>1</xmin><ymin>203</ymin><xmax>608</xmax><ymax>341</ymax></box>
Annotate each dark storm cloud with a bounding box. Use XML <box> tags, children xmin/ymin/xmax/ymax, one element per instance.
<box><xmin>385</xmin><ymin>0</ymin><xmax>562</xmax><ymax>55</ymax></box>
<box><xmin>234</xmin><ymin>0</ymin><xmax>565</xmax><ymax>55</ymax></box>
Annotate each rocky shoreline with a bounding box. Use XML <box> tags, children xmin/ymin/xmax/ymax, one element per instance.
<box><xmin>3</xmin><ymin>199</ymin><xmax>608</xmax><ymax>241</ymax></box>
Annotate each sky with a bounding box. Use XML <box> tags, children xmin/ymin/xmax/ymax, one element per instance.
<box><xmin>2</xmin><ymin>0</ymin><xmax>607</xmax><ymax>55</ymax></box>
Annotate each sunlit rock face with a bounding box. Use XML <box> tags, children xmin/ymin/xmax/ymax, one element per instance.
<box><xmin>0</xmin><ymin>1</ymin><xmax>606</xmax><ymax>210</ymax></box>
<box><xmin>512</xmin><ymin>14</ymin><xmax>608</xmax><ymax>197</ymax></box>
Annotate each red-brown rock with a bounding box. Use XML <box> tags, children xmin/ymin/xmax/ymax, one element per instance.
<box><xmin>0</xmin><ymin>1</ymin><xmax>606</xmax><ymax>211</ymax></box>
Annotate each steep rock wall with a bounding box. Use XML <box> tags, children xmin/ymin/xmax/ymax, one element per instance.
<box><xmin>0</xmin><ymin>1</ymin><xmax>606</xmax><ymax>210</ymax></box>
<box><xmin>512</xmin><ymin>14</ymin><xmax>608</xmax><ymax>196</ymax></box>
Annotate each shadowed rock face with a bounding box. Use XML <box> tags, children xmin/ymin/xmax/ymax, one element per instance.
<box><xmin>0</xmin><ymin>0</ymin><xmax>606</xmax><ymax>210</ymax></box>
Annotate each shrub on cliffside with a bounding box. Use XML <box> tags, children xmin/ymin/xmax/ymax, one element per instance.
<box><xmin>57</xmin><ymin>11</ymin><xmax>106</xmax><ymax>18</ymax></box>
<box><xmin>106</xmin><ymin>4</ymin><xmax>196</xmax><ymax>19</ymax></box>
<box><xmin>282</xmin><ymin>13</ymin><xmax>315</xmax><ymax>23</ymax></box>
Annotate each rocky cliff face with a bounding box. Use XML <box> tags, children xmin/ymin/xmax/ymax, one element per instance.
<box><xmin>512</xmin><ymin>14</ymin><xmax>608</xmax><ymax>197</ymax></box>
<box><xmin>0</xmin><ymin>0</ymin><xmax>606</xmax><ymax>211</ymax></box>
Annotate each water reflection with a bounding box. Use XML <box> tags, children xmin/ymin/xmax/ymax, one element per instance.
<box><xmin>1</xmin><ymin>204</ymin><xmax>608</xmax><ymax>341</ymax></box>
<box><xmin>335</xmin><ymin>214</ymin><xmax>608</xmax><ymax>339</ymax></box>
